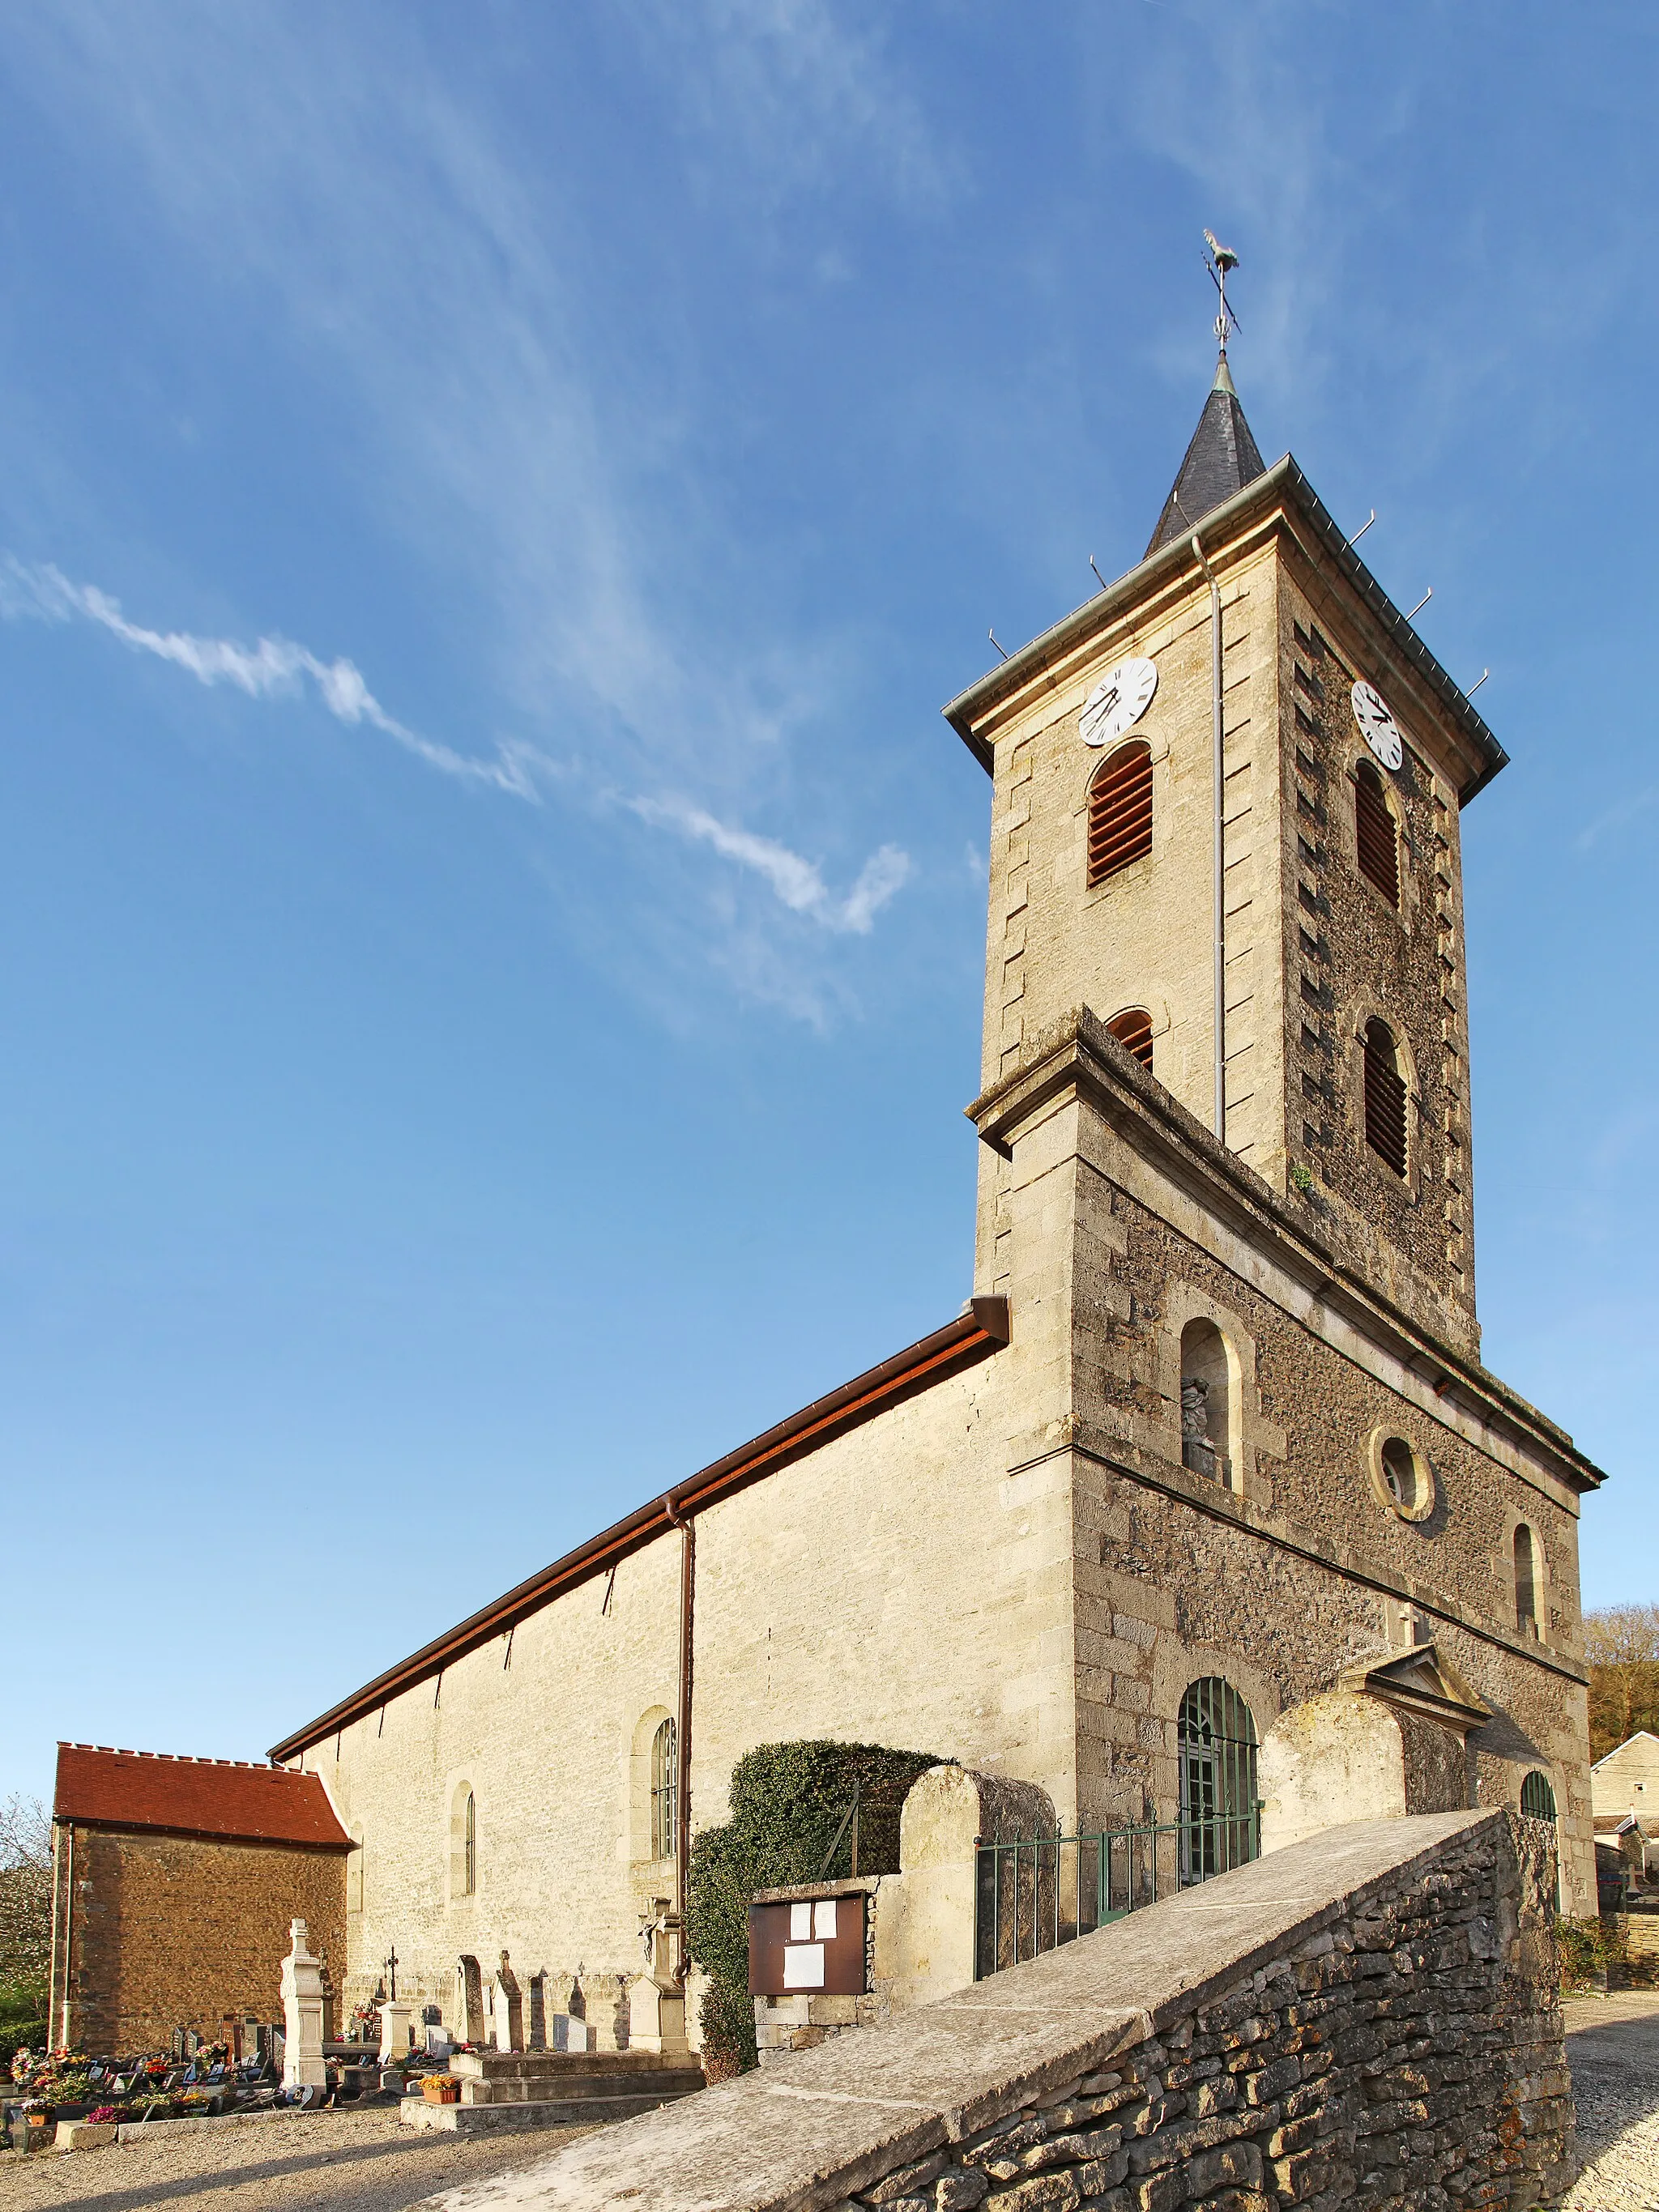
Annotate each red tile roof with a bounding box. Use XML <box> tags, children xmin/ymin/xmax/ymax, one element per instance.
<box><xmin>54</xmin><ymin>1744</ymin><xmax>350</xmax><ymax>1849</ymax></box>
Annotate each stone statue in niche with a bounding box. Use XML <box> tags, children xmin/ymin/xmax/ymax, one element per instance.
<box><xmin>1181</xmin><ymin>1377</ymin><xmax>1210</xmax><ymax>1440</ymax></box>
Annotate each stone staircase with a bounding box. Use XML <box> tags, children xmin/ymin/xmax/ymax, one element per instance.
<box><xmin>402</xmin><ymin>2048</ymin><xmax>705</xmax><ymax>2135</ymax></box>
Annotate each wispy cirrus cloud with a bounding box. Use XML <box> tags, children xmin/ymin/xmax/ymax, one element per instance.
<box><xmin>631</xmin><ymin>794</ymin><xmax>909</xmax><ymax>934</ymax></box>
<box><xmin>0</xmin><ymin>555</ymin><xmax>911</xmax><ymax>940</ymax></box>
<box><xmin>0</xmin><ymin>556</ymin><xmax>544</xmax><ymax>798</ymax></box>
<box><xmin>0</xmin><ymin>8</ymin><xmax>941</xmax><ymax>1019</ymax></box>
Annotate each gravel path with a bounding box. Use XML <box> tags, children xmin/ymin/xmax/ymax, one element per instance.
<box><xmin>1562</xmin><ymin>1991</ymin><xmax>1659</xmax><ymax>2212</ymax></box>
<box><xmin>0</xmin><ymin>2108</ymin><xmax>595</xmax><ymax>2212</ymax></box>
<box><xmin>1</xmin><ymin>2001</ymin><xmax>1653</xmax><ymax>2212</ymax></box>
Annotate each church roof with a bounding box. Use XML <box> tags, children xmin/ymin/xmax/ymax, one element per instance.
<box><xmin>1144</xmin><ymin>356</ymin><xmax>1268</xmax><ymax>558</ymax></box>
<box><xmin>268</xmin><ymin>1298</ymin><xmax>1010</xmax><ymax>1762</ymax></box>
<box><xmin>54</xmin><ymin>1741</ymin><xmax>350</xmax><ymax>1848</ymax></box>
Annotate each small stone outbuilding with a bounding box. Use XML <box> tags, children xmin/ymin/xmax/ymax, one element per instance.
<box><xmin>49</xmin><ymin>1742</ymin><xmax>351</xmax><ymax>2054</ymax></box>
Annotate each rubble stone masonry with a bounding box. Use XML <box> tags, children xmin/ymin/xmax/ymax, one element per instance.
<box><xmin>53</xmin><ymin>1824</ymin><xmax>346</xmax><ymax>2053</ymax></box>
<box><xmin>847</xmin><ymin>1818</ymin><xmax>1570</xmax><ymax>2212</ymax></box>
<box><xmin>488</xmin><ymin>1810</ymin><xmax>1574</xmax><ymax>2212</ymax></box>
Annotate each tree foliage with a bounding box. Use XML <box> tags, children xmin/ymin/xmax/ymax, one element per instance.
<box><xmin>0</xmin><ymin>1796</ymin><xmax>52</xmax><ymax>2048</ymax></box>
<box><xmin>685</xmin><ymin>1740</ymin><xmax>940</xmax><ymax>2073</ymax></box>
<box><xmin>1585</xmin><ymin>1605</ymin><xmax>1659</xmax><ymax>1765</ymax></box>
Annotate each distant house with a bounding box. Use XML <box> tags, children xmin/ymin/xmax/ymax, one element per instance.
<box><xmin>49</xmin><ymin>1742</ymin><xmax>351</xmax><ymax>2054</ymax></box>
<box><xmin>1590</xmin><ymin>1733</ymin><xmax>1659</xmax><ymax>1824</ymax></box>
<box><xmin>1590</xmin><ymin>1733</ymin><xmax>1659</xmax><ymax>1894</ymax></box>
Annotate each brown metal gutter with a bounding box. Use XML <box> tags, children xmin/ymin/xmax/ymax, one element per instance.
<box><xmin>269</xmin><ymin>1298</ymin><xmax>1010</xmax><ymax>1762</ymax></box>
<box><xmin>663</xmin><ymin>1492</ymin><xmax>694</xmax><ymax>1919</ymax></box>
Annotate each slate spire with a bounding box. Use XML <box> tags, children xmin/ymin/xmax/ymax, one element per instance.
<box><xmin>1144</xmin><ymin>353</ymin><xmax>1268</xmax><ymax>559</ymax></box>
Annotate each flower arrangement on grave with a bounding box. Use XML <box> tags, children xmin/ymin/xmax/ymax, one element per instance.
<box><xmin>89</xmin><ymin>2105</ymin><xmax>117</xmax><ymax>2125</ymax></box>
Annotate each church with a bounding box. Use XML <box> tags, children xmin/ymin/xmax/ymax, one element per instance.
<box><xmin>264</xmin><ymin>329</ymin><xmax>1604</xmax><ymax>2053</ymax></box>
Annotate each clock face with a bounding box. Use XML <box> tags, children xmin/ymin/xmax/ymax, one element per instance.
<box><xmin>1351</xmin><ymin>679</ymin><xmax>1404</xmax><ymax>772</ymax></box>
<box><xmin>1080</xmin><ymin>656</ymin><xmax>1158</xmax><ymax>749</ymax></box>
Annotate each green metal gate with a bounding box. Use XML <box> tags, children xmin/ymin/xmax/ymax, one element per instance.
<box><xmin>1177</xmin><ymin>1677</ymin><xmax>1260</xmax><ymax>1884</ymax></box>
<box><xmin>974</xmin><ymin>1680</ymin><xmax>1261</xmax><ymax>1980</ymax></box>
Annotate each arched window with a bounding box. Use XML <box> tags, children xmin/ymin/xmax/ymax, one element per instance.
<box><xmin>1107</xmin><ymin>1007</ymin><xmax>1154</xmax><ymax>1070</ymax></box>
<box><xmin>1363</xmin><ymin>1019</ymin><xmax>1408</xmax><ymax>1177</ymax></box>
<box><xmin>1087</xmin><ymin>740</ymin><xmax>1154</xmax><ymax>887</ymax></box>
<box><xmin>1355</xmin><ymin>761</ymin><xmax>1399</xmax><ymax>906</ymax></box>
<box><xmin>1178</xmin><ymin>1319</ymin><xmax>1230</xmax><ymax>1486</ymax></box>
<box><xmin>450</xmin><ymin>1783</ymin><xmax>477</xmax><ymax>1899</ymax></box>
<box><xmin>1520</xmin><ymin>1770</ymin><xmax>1557</xmax><ymax>1822</ymax></box>
<box><xmin>650</xmin><ymin>1717</ymin><xmax>678</xmax><ymax>1860</ymax></box>
<box><xmin>1177</xmin><ymin>1679</ymin><xmax>1259</xmax><ymax>1883</ymax></box>
<box><xmin>1515</xmin><ymin>1525</ymin><xmax>1537</xmax><ymax>1634</ymax></box>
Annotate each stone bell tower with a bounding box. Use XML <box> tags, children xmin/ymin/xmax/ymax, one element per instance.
<box><xmin>945</xmin><ymin>350</ymin><xmax>1503</xmax><ymax>1359</ymax></box>
<box><xmin>937</xmin><ymin>305</ymin><xmax>1598</xmax><ymax>1881</ymax></box>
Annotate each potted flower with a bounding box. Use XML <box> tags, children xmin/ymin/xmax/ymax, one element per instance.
<box><xmin>422</xmin><ymin>2074</ymin><xmax>460</xmax><ymax>2104</ymax></box>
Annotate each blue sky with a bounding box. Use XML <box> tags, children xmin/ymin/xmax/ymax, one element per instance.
<box><xmin>3</xmin><ymin>4</ymin><xmax>1654</xmax><ymax>1809</ymax></box>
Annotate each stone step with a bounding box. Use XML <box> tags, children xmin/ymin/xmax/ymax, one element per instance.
<box><xmin>462</xmin><ymin>2068</ymin><xmax>704</xmax><ymax>2106</ymax></box>
<box><xmin>401</xmin><ymin>2084</ymin><xmax>700</xmax><ymax>2135</ymax></box>
<box><xmin>450</xmin><ymin>2049</ymin><xmax>689</xmax><ymax>2079</ymax></box>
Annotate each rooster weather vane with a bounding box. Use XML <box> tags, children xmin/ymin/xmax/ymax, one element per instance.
<box><xmin>1203</xmin><ymin>229</ymin><xmax>1241</xmax><ymax>356</ymax></box>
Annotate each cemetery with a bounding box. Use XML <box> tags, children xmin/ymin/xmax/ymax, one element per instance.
<box><xmin>6</xmin><ymin>1914</ymin><xmax>699</xmax><ymax>2155</ymax></box>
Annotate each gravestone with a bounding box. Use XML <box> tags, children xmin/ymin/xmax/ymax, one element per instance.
<box><xmin>493</xmin><ymin>1951</ymin><xmax>522</xmax><ymax>2052</ymax></box>
<box><xmin>379</xmin><ymin>2000</ymin><xmax>413</xmax><ymax>2061</ymax></box>
<box><xmin>628</xmin><ymin>1899</ymin><xmax>690</xmax><ymax>2057</ymax></box>
<box><xmin>279</xmin><ymin>1919</ymin><xmax>327</xmax><ymax>2089</ymax></box>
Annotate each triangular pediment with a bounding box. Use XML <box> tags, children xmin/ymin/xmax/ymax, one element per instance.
<box><xmin>1337</xmin><ymin>1641</ymin><xmax>1492</xmax><ymax>1735</ymax></box>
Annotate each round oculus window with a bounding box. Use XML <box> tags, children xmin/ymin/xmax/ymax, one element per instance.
<box><xmin>1368</xmin><ymin>1430</ymin><xmax>1435</xmax><ymax>1524</ymax></box>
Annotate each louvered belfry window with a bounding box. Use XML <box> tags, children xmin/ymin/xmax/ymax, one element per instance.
<box><xmin>1107</xmin><ymin>1007</ymin><xmax>1154</xmax><ymax>1070</ymax></box>
<box><xmin>1087</xmin><ymin>740</ymin><xmax>1154</xmax><ymax>887</ymax></box>
<box><xmin>1363</xmin><ymin>1019</ymin><xmax>1408</xmax><ymax>1177</ymax></box>
<box><xmin>1355</xmin><ymin>761</ymin><xmax>1400</xmax><ymax>906</ymax></box>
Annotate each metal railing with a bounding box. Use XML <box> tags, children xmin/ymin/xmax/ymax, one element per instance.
<box><xmin>973</xmin><ymin>1805</ymin><xmax>1261</xmax><ymax>1982</ymax></box>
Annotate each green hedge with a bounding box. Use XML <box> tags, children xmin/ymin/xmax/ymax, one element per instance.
<box><xmin>686</xmin><ymin>1740</ymin><xmax>941</xmax><ymax>2073</ymax></box>
<box><xmin>0</xmin><ymin>1983</ymin><xmax>48</xmax><ymax>2060</ymax></box>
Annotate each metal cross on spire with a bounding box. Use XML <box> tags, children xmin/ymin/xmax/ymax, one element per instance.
<box><xmin>1203</xmin><ymin>230</ymin><xmax>1242</xmax><ymax>356</ymax></box>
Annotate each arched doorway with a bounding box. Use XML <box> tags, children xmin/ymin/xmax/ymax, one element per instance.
<box><xmin>1178</xmin><ymin>1678</ymin><xmax>1260</xmax><ymax>1884</ymax></box>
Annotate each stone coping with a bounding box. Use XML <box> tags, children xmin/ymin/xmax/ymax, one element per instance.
<box><xmin>418</xmin><ymin>1809</ymin><xmax>1496</xmax><ymax>2212</ymax></box>
<box><xmin>752</xmin><ymin>1876</ymin><xmax>887</xmax><ymax>1904</ymax></box>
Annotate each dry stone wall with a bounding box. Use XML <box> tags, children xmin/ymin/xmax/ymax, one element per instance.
<box><xmin>850</xmin><ymin>1818</ymin><xmax>1567</xmax><ymax>2212</ymax></box>
<box><xmin>438</xmin><ymin>1809</ymin><xmax>1572</xmax><ymax>2212</ymax></box>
